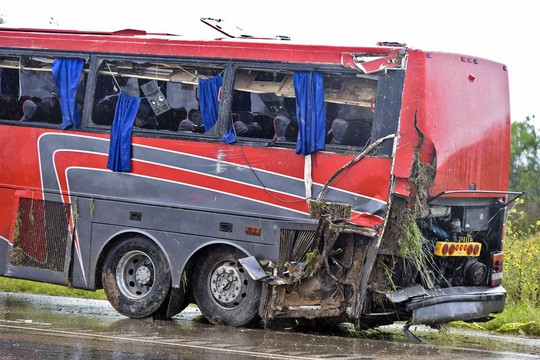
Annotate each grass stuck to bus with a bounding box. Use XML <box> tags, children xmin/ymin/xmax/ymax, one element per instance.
<box><xmin>0</xmin><ymin>21</ymin><xmax>517</xmax><ymax>340</ymax></box>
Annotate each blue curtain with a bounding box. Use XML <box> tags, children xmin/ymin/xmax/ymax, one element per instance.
<box><xmin>293</xmin><ymin>71</ymin><xmax>326</xmax><ymax>155</ymax></box>
<box><xmin>52</xmin><ymin>58</ymin><xmax>84</xmax><ymax>129</ymax></box>
<box><xmin>199</xmin><ymin>74</ymin><xmax>236</xmax><ymax>143</ymax></box>
<box><xmin>107</xmin><ymin>91</ymin><xmax>141</xmax><ymax>172</ymax></box>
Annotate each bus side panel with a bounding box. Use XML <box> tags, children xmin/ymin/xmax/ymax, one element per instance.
<box><xmin>89</xmin><ymin>217</ymin><xmax>279</xmax><ymax>287</ymax></box>
<box><xmin>0</xmin><ymin>188</ymin><xmax>15</xmax><ymax>242</ymax></box>
<box><xmin>1</xmin><ymin>125</ymin><xmax>393</xmax><ymax>289</ymax></box>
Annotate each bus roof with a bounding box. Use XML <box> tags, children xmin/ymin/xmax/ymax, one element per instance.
<box><xmin>0</xmin><ymin>26</ymin><xmax>403</xmax><ymax>67</ymax></box>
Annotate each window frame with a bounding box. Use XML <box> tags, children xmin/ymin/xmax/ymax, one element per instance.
<box><xmin>0</xmin><ymin>49</ymin><xmax>89</xmax><ymax>129</ymax></box>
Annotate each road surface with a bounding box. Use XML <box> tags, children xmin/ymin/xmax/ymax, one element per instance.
<box><xmin>0</xmin><ymin>291</ymin><xmax>538</xmax><ymax>359</ymax></box>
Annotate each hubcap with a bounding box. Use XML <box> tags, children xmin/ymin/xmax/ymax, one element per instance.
<box><xmin>116</xmin><ymin>250</ymin><xmax>155</xmax><ymax>299</ymax></box>
<box><xmin>210</xmin><ymin>261</ymin><xmax>248</xmax><ymax>308</ymax></box>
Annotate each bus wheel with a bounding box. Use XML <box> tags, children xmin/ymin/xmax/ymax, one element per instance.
<box><xmin>193</xmin><ymin>247</ymin><xmax>262</xmax><ymax>327</ymax></box>
<box><xmin>102</xmin><ymin>237</ymin><xmax>171</xmax><ymax>319</ymax></box>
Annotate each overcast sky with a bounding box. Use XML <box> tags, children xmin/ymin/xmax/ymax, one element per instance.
<box><xmin>2</xmin><ymin>0</ymin><xmax>538</xmax><ymax>128</ymax></box>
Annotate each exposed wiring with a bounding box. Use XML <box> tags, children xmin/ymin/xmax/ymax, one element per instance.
<box><xmin>105</xmin><ymin>62</ymin><xmax>121</xmax><ymax>93</ymax></box>
<box><xmin>236</xmin><ymin>132</ymin><xmax>396</xmax><ymax>204</ymax></box>
<box><xmin>238</xmin><ymin>143</ymin><xmax>310</xmax><ymax>204</ymax></box>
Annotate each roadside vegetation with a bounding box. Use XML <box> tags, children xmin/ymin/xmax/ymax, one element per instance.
<box><xmin>0</xmin><ymin>278</ymin><xmax>106</xmax><ymax>300</ymax></box>
<box><xmin>453</xmin><ymin>207</ymin><xmax>540</xmax><ymax>336</ymax></box>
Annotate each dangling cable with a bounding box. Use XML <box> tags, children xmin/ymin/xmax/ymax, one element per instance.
<box><xmin>105</xmin><ymin>62</ymin><xmax>121</xmax><ymax>93</ymax></box>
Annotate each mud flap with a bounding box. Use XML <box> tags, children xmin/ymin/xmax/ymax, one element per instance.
<box><xmin>162</xmin><ymin>286</ymin><xmax>190</xmax><ymax>319</ymax></box>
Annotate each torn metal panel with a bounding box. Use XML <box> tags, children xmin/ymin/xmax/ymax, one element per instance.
<box><xmin>256</xmin><ymin>213</ymin><xmax>379</xmax><ymax>322</ymax></box>
<box><xmin>354</xmin><ymin>52</ymin><xmax>406</xmax><ymax>74</ymax></box>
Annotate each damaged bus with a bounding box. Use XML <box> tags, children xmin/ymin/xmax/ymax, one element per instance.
<box><xmin>0</xmin><ymin>24</ymin><xmax>517</xmax><ymax>336</ymax></box>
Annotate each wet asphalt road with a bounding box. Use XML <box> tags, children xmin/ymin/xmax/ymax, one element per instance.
<box><xmin>0</xmin><ymin>291</ymin><xmax>538</xmax><ymax>359</ymax></box>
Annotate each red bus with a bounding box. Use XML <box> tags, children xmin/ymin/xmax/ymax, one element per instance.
<box><xmin>0</xmin><ymin>25</ymin><xmax>516</xmax><ymax>335</ymax></box>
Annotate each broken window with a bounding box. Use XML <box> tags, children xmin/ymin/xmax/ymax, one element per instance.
<box><xmin>0</xmin><ymin>55</ymin><xmax>87</xmax><ymax>125</ymax></box>
<box><xmin>231</xmin><ymin>67</ymin><xmax>377</xmax><ymax>148</ymax></box>
<box><xmin>90</xmin><ymin>59</ymin><xmax>224</xmax><ymax>135</ymax></box>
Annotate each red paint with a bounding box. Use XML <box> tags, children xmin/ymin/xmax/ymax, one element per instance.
<box><xmin>394</xmin><ymin>50</ymin><xmax>510</xmax><ymax>198</ymax></box>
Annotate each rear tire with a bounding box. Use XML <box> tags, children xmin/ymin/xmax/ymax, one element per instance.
<box><xmin>102</xmin><ymin>236</ymin><xmax>172</xmax><ymax>319</ymax></box>
<box><xmin>193</xmin><ymin>247</ymin><xmax>262</xmax><ymax>326</ymax></box>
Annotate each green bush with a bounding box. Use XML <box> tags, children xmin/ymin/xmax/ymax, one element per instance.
<box><xmin>465</xmin><ymin>203</ymin><xmax>540</xmax><ymax>336</ymax></box>
<box><xmin>504</xmin><ymin>200</ymin><xmax>540</xmax><ymax>307</ymax></box>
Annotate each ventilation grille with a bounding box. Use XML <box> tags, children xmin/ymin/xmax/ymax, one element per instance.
<box><xmin>279</xmin><ymin>229</ymin><xmax>316</xmax><ymax>264</ymax></box>
<box><xmin>11</xmin><ymin>197</ymin><xmax>70</xmax><ymax>272</ymax></box>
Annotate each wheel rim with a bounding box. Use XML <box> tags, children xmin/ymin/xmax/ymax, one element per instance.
<box><xmin>116</xmin><ymin>250</ymin><xmax>155</xmax><ymax>299</ymax></box>
<box><xmin>209</xmin><ymin>260</ymin><xmax>248</xmax><ymax>308</ymax></box>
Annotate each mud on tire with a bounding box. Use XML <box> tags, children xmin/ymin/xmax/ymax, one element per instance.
<box><xmin>102</xmin><ymin>236</ymin><xmax>171</xmax><ymax>319</ymax></box>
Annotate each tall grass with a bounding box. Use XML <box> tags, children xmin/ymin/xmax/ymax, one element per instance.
<box><xmin>458</xmin><ymin>200</ymin><xmax>540</xmax><ymax>335</ymax></box>
<box><xmin>504</xmin><ymin>199</ymin><xmax>540</xmax><ymax>307</ymax></box>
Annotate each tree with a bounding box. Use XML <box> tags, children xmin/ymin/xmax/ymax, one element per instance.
<box><xmin>509</xmin><ymin>116</ymin><xmax>540</xmax><ymax>231</ymax></box>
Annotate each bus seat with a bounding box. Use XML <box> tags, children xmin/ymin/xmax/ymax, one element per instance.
<box><xmin>179</xmin><ymin>119</ymin><xmax>195</xmax><ymax>132</ymax></box>
<box><xmin>155</xmin><ymin>106</ymin><xmax>186</xmax><ymax>131</ymax></box>
<box><xmin>20</xmin><ymin>99</ymin><xmax>37</xmax><ymax>121</ymax></box>
<box><xmin>233</xmin><ymin>113</ymin><xmax>263</xmax><ymax>138</ymax></box>
<box><xmin>330</xmin><ymin>118</ymin><xmax>348</xmax><ymax>145</ymax></box>
<box><xmin>233</xmin><ymin>120</ymin><xmax>249</xmax><ymax>136</ymax></box>
<box><xmin>273</xmin><ymin>115</ymin><xmax>290</xmax><ymax>141</ymax></box>
<box><xmin>253</xmin><ymin>114</ymin><xmax>275</xmax><ymax>138</ymax></box>
<box><xmin>245</xmin><ymin>121</ymin><xmax>262</xmax><ymax>137</ymax></box>
<box><xmin>39</xmin><ymin>96</ymin><xmax>62</xmax><ymax>124</ymax></box>
<box><xmin>188</xmin><ymin>109</ymin><xmax>203</xmax><ymax>126</ymax></box>
<box><xmin>179</xmin><ymin>109</ymin><xmax>204</xmax><ymax>133</ymax></box>
<box><xmin>238</xmin><ymin>111</ymin><xmax>254</xmax><ymax>124</ymax></box>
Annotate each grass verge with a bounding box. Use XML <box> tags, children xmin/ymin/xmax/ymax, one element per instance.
<box><xmin>452</xmin><ymin>302</ymin><xmax>540</xmax><ymax>336</ymax></box>
<box><xmin>0</xmin><ymin>277</ymin><xmax>106</xmax><ymax>300</ymax></box>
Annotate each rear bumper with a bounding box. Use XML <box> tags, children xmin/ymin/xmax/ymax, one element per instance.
<box><xmin>388</xmin><ymin>285</ymin><xmax>506</xmax><ymax>326</ymax></box>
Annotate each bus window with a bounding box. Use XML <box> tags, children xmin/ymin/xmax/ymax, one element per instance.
<box><xmin>232</xmin><ymin>68</ymin><xmax>376</xmax><ymax>147</ymax></box>
<box><xmin>0</xmin><ymin>55</ymin><xmax>86</xmax><ymax>125</ymax></box>
<box><xmin>232</xmin><ymin>69</ymin><xmax>295</xmax><ymax>140</ymax></box>
<box><xmin>91</xmin><ymin>59</ymin><xmax>224</xmax><ymax>135</ymax></box>
<box><xmin>323</xmin><ymin>74</ymin><xmax>376</xmax><ymax>148</ymax></box>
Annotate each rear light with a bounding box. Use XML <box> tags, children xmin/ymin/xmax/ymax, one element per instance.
<box><xmin>434</xmin><ymin>241</ymin><xmax>482</xmax><ymax>257</ymax></box>
<box><xmin>490</xmin><ymin>252</ymin><xmax>504</xmax><ymax>287</ymax></box>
